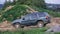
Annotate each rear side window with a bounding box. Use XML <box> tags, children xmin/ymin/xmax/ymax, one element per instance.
<box><xmin>44</xmin><ymin>12</ymin><xmax>50</xmax><ymax>16</ymax></box>
<box><xmin>25</xmin><ymin>14</ymin><xmax>37</xmax><ymax>20</ymax></box>
<box><xmin>30</xmin><ymin>14</ymin><xmax>37</xmax><ymax>18</ymax></box>
<box><xmin>38</xmin><ymin>13</ymin><xmax>46</xmax><ymax>17</ymax></box>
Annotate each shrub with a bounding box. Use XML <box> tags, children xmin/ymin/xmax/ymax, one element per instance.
<box><xmin>2</xmin><ymin>5</ymin><xmax>28</xmax><ymax>21</ymax></box>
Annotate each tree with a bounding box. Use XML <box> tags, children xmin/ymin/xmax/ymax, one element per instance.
<box><xmin>16</xmin><ymin>0</ymin><xmax>45</xmax><ymax>7</ymax></box>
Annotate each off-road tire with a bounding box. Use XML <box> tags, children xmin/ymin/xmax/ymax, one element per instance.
<box><xmin>37</xmin><ymin>21</ymin><xmax>44</xmax><ymax>28</ymax></box>
<box><xmin>13</xmin><ymin>23</ymin><xmax>21</xmax><ymax>28</ymax></box>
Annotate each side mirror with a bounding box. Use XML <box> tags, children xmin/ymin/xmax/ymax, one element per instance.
<box><xmin>23</xmin><ymin>18</ymin><xmax>25</xmax><ymax>20</ymax></box>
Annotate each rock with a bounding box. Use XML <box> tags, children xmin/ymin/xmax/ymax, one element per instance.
<box><xmin>46</xmin><ymin>25</ymin><xmax>60</xmax><ymax>32</ymax></box>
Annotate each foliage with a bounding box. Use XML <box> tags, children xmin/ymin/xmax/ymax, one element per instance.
<box><xmin>0</xmin><ymin>0</ymin><xmax>60</xmax><ymax>21</ymax></box>
<box><xmin>4</xmin><ymin>0</ymin><xmax>45</xmax><ymax>8</ymax></box>
<box><xmin>30</xmin><ymin>5</ymin><xmax>60</xmax><ymax>17</ymax></box>
<box><xmin>16</xmin><ymin>0</ymin><xmax>45</xmax><ymax>7</ymax></box>
<box><xmin>0</xmin><ymin>5</ymin><xmax>28</xmax><ymax>21</ymax></box>
<box><xmin>0</xmin><ymin>5</ymin><xmax>60</xmax><ymax>22</ymax></box>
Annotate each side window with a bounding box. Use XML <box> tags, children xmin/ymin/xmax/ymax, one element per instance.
<box><xmin>38</xmin><ymin>13</ymin><xmax>45</xmax><ymax>17</ymax></box>
<box><xmin>30</xmin><ymin>14</ymin><xmax>37</xmax><ymax>19</ymax></box>
<box><xmin>44</xmin><ymin>12</ymin><xmax>50</xmax><ymax>16</ymax></box>
<box><xmin>24</xmin><ymin>16</ymin><xmax>30</xmax><ymax>20</ymax></box>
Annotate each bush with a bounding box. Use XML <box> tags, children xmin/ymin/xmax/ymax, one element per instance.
<box><xmin>2</xmin><ymin>5</ymin><xmax>28</xmax><ymax>21</ymax></box>
<box><xmin>16</xmin><ymin>0</ymin><xmax>45</xmax><ymax>8</ymax></box>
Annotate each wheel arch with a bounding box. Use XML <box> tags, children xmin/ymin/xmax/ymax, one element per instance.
<box><xmin>36</xmin><ymin>20</ymin><xmax>44</xmax><ymax>24</ymax></box>
<box><xmin>12</xmin><ymin>22</ymin><xmax>20</xmax><ymax>25</ymax></box>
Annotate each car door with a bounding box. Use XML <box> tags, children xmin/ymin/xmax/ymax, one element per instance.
<box><xmin>28</xmin><ymin>13</ymin><xmax>38</xmax><ymax>25</ymax></box>
<box><xmin>21</xmin><ymin>15</ymin><xmax>32</xmax><ymax>25</ymax></box>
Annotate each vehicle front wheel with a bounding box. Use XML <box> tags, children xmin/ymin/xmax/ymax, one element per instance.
<box><xmin>13</xmin><ymin>23</ymin><xmax>21</xmax><ymax>28</ymax></box>
<box><xmin>37</xmin><ymin>21</ymin><xmax>44</xmax><ymax>28</ymax></box>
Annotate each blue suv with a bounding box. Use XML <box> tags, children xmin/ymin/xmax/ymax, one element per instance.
<box><xmin>12</xmin><ymin>12</ymin><xmax>51</xmax><ymax>28</ymax></box>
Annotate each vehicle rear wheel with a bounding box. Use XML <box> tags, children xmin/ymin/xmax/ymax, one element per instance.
<box><xmin>37</xmin><ymin>21</ymin><xmax>44</xmax><ymax>28</ymax></box>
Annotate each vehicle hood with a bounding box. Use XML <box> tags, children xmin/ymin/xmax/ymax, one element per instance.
<box><xmin>12</xmin><ymin>19</ymin><xmax>22</xmax><ymax>23</ymax></box>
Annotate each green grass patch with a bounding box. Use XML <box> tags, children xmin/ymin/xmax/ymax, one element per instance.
<box><xmin>0</xmin><ymin>28</ymin><xmax>47</xmax><ymax>34</ymax></box>
<box><xmin>24</xmin><ymin>27</ymin><xmax>47</xmax><ymax>34</ymax></box>
<box><xmin>0</xmin><ymin>31</ymin><xmax>22</xmax><ymax>34</ymax></box>
<box><xmin>0</xmin><ymin>28</ymin><xmax>60</xmax><ymax>34</ymax></box>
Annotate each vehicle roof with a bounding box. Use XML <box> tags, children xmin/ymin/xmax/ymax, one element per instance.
<box><xmin>26</xmin><ymin>12</ymin><xmax>47</xmax><ymax>15</ymax></box>
<box><xmin>25</xmin><ymin>12</ymin><xmax>48</xmax><ymax>17</ymax></box>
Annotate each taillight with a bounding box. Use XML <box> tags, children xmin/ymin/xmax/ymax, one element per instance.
<box><xmin>46</xmin><ymin>16</ymin><xmax>49</xmax><ymax>19</ymax></box>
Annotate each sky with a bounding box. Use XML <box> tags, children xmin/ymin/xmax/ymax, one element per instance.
<box><xmin>44</xmin><ymin>0</ymin><xmax>60</xmax><ymax>4</ymax></box>
<box><xmin>0</xmin><ymin>0</ymin><xmax>60</xmax><ymax>4</ymax></box>
<box><xmin>0</xmin><ymin>0</ymin><xmax>5</xmax><ymax>4</ymax></box>
<box><xmin>0</xmin><ymin>0</ymin><xmax>13</xmax><ymax>4</ymax></box>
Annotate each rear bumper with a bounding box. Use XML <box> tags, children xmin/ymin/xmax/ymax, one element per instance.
<box><xmin>43</xmin><ymin>18</ymin><xmax>51</xmax><ymax>24</ymax></box>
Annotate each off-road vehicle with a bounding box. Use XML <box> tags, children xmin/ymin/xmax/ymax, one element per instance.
<box><xmin>12</xmin><ymin>12</ymin><xmax>51</xmax><ymax>28</ymax></box>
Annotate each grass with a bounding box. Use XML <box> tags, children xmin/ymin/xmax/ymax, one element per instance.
<box><xmin>0</xmin><ymin>31</ymin><xmax>22</xmax><ymax>34</ymax></box>
<box><xmin>0</xmin><ymin>27</ymin><xmax>47</xmax><ymax>34</ymax></box>
<box><xmin>24</xmin><ymin>27</ymin><xmax>47</xmax><ymax>34</ymax></box>
<box><xmin>0</xmin><ymin>27</ymin><xmax>60</xmax><ymax>34</ymax></box>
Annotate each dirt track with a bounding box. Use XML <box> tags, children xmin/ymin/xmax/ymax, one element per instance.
<box><xmin>46</xmin><ymin>17</ymin><xmax>60</xmax><ymax>28</ymax></box>
<box><xmin>0</xmin><ymin>17</ymin><xmax>60</xmax><ymax>31</ymax></box>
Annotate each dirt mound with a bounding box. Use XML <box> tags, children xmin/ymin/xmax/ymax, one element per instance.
<box><xmin>26</xmin><ymin>6</ymin><xmax>38</xmax><ymax>13</ymax></box>
<box><xmin>46</xmin><ymin>17</ymin><xmax>60</xmax><ymax>28</ymax></box>
<box><xmin>0</xmin><ymin>20</ymin><xmax>16</xmax><ymax>31</ymax></box>
<box><xmin>5</xmin><ymin>6</ymin><xmax>14</xmax><ymax>11</ymax></box>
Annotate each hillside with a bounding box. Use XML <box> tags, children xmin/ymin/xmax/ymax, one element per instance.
<box><xmin>0</xmin><ymin>4</ymin><xmax>60</xmax><ymax>22</ymax></box>
<box><xmin>0</xmin><ymin>0</ymin><xmax>60</xmax><ymax>34</ymax></box>
<box><xmin>0</xmin><ymin>5</ymin><xmax>28</xmax><ymax>22</ymax></box>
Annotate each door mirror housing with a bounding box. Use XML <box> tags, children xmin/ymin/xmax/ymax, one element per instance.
<box><xmin>22</xmin><ymin>18</ymin><xmax>25</xmax><ymax>20</ymax></box>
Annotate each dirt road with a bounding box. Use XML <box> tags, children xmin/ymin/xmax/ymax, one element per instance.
<box><xmin>0</xmin><ymin>17</ymin><xmax>60</xmax><ymax>31</ymax></box>
<box><xmin>46</xmin><ymin>17</ymin><xmax>60</xmax><ymax>28</ymax></box>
